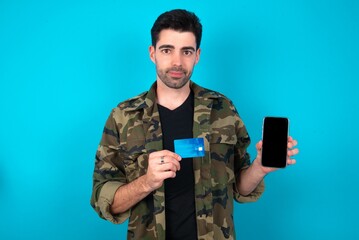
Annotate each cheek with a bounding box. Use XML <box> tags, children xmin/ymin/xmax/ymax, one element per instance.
<box><xmin>184</xmin><ymin>59</ymin><xmax>197</xmax><ymax>70</ymax></box>
<box><xmin>155</xmin><ymin>56</ymin><xmax>171</xmax><ymax>67</ymax></box>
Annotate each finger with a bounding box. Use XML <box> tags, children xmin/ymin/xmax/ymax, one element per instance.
<box><xmin>256</xmin><ymin>140</ymin><xmax>263</xmax><ymax>151</ymax></box>
<box><xmin>159</xmin><ymin>155</ymin><xmax>181</xmax><ymax>170</ymax></box>
<box><xmin>159</xmin><ymin>170</ymin><xmax>177</xmax><ymax>179</ymax></box>
<box><xmin>287</xmin><ymin>139</ymin><xmax>298</xmax><ymax>149</ymax></box>
<box><xmin>158</xmin><ymin>162</ymin><xmax>180</xmax><ymax>173</ymax></box>
<box><xmin>148</xmin><ymin>157</ymin><xmax>180</xmax><ymax>174</ymax></box>
<box><xmin>150</xmin><ymin>150</ymin><xmax>182</xmax><ymax>161</ymax></box>
<box><xmin>287</xmin><ymin>148</ymin><xmax>299</xmax><ymax>157</ymax></box>
<box><xmin>287</xmin><ymin>158</ymin><xmax>296</xmax><ymax>165</ymax></box>
<box><xmin>150</xmin><ymin>155</ymin><xmax>181</xmax><ymax>171</ymax></box>
<box><xmin>149</xmin><ymin>170</ymin><xmax>176</xmax><ymax>185</ymax></box>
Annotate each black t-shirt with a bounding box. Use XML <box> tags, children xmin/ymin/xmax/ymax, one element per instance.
<box><xmin>158</xmin><ymin>91</ymin><xmax>197</xmax><ymax>240</ymax></box>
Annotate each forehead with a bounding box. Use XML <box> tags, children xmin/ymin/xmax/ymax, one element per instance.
<box><xmin>156</xmin><ymin>29</ymin><xmax>197</xmax><ymax>48</ymax></box>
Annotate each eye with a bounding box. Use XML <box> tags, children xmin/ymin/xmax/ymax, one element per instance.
<box><xmin>183</xmin><ymin>50</ymin><xmax>194</xmax><ymax>56</ymax></box>
<box><xmin>161</xmin><ymin>48</ymin><xmax>171</xmax><ymax>54</ymax></box>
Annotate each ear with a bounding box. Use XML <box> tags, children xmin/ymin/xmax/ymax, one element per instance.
<box><xmin>149</xmin><ymin>45</ymin><xmax>156</xmax><ymax>63</ymax></box>
<box><xmin>195</xmin><ymin>48</ymin><xmax>201</xmax><ymax>65</ymax></box>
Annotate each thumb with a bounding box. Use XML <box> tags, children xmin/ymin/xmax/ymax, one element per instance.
<box><xmin>255</xmin><ymin>140</ymin><xmax>263</xmax><ymax>163</ymax></box>
<box><xmin>256</xmin><ymin>140</ymin><xmax>263</xmax><ymax>153</ymax></box>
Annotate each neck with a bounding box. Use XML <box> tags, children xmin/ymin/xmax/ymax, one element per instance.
<box><xmin>156</xmin><ymin>80</ymin><xmax>191</xmax><ymax>110</ymax></box>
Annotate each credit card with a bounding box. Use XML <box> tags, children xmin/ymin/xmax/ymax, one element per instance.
<box><xmin>174</xmin><ymin>138</ymin><xmax>205</xmax><ymax>158</ymax></box>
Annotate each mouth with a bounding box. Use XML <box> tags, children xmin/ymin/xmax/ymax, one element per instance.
<box><xmin>168</xmin><ymin>70</ymin><xmax>185</xmax><ymax>78</ymax></box>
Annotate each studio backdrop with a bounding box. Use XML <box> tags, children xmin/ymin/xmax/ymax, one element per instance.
<box><xmin>0</xmin><ymin>0</ymin><xmax>358</xmax><ymax>239</ymax></box>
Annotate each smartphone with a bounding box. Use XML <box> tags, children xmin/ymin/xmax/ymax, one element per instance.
<box><xmin>261</xmin><ymin>117</ymin><xmax>289</xmax><ymax>168</ymax></box>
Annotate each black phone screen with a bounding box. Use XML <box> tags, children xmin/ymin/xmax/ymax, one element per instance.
<box><xmin>262</xmin><ymin>117</ymin><xmax>289</xmax><ymax>168</ymax></box>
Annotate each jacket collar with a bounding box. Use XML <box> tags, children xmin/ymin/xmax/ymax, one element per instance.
<box><xmin>122</xmin><ymin>81</ymin><xmax>221</xmax><ymax>112</ymax></box>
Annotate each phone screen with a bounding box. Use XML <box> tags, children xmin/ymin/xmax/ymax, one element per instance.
<box><xmin>262</xmin><ymin>117</ymin><xmax>289</xmax><ymax>168</ymax></box>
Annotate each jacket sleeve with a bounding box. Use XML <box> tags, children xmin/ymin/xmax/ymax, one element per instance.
<box><xmin>90</xmin><ymin>109</ymin><xmax>130</xmax><ymax>224</ymax></box>
<box><xmin>233</xmin><ymin>153</ymin><xmax>265</xmax><ymax>203</ymax></box>
<box><xmin>232</xmin><ymin>110</ymin><xmax>265</xmax><ymax>203</ymax></box>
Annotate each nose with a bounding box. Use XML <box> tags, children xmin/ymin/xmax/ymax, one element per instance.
<box><xmin>171</xmin><ymin>51</ymin><xmax>182</xmax><ymax>67</ymax></box>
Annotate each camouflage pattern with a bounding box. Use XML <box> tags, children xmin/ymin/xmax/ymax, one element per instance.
<box><xmin>90</xmin><ymin>81</ymin><xmax>265</xmax><ymax>240</ymax></box>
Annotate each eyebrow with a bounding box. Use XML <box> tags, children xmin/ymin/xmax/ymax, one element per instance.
<box><xmin>182</xmin><ymin>46</ymin><xmax>196</xmax><ymax>52</ymax></box>
<box><xmin>158</xmin><ymin>45</ymin><xmax>196</xmax><ymax>52</ymax></box>
<box><xmin>158</xmin><ymin>45</ymin><xmax>175</xmax><ymax>49</ymax></box>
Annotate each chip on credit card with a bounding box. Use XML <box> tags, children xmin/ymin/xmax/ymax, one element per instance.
<box><xmin>174</xmin><ymin>138</ymin><xmax>205</xmax><ymax>158</ymax></box>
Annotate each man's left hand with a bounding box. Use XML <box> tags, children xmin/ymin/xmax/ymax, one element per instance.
<box><xmin>253</xmin><ymin>136</ymin><xmax>299</xmax><ymax>175</ymax></box>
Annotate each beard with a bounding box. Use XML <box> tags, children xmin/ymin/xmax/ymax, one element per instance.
<box><xmin>156</xmin><ymin>66</ymin><xmax>193</xmax><ymax>89</ymax></box>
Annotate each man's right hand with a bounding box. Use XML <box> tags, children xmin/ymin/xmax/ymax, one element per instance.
<box><xmin>110</xmin><ymin>150</ymin><xmax>182</xmax><ymax>214</ymax></box>
<box><xmin>143</xmin><ymin>150</ymin><xmax>182</xmax><ymax>191</ymax></box>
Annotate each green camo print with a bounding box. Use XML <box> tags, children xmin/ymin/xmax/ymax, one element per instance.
<box><xmin>90</xmin><ymin>81</ymin><xmax>264</xmax><ymax>240</ymax></box>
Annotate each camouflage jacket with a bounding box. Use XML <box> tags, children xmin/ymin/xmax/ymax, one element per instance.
<box><xmin>91</xmin><ymin>81</ymin><xmax>265</xmax><ymax>240</ymax></box>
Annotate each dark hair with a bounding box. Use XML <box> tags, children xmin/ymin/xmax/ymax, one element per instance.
<box><xmin>151</xmin><ymin>9</ymin><xmax>202</xmax><ymax>49</ymax></box>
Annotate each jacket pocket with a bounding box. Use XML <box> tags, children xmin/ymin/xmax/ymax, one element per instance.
<box><xmin>121</xmin><ymin>138</ymin><xmax>147</xmax><ymax>182</ymax></box>
<box><xmin>209</xmin><ymin>133</ymin><xmax>237</xmax><ymax>185</ymax></box>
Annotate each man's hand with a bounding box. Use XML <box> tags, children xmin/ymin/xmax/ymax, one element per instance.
<box><xmin>236</xmin><ymin>136</ymin><xmax>299</xmax><ymax>196</ymax></box>
<box><xmin>110</xmin><ymin>150</ymin><xmax>181</xmax><ymax>214</ymax></box>
<box><xmin>143</xmin><ymin>150</ymin><xmax>182</xmax><ymax>192</ymax></box>
<box><xmin>252</xmin><ymin>136</ymin><xmax>299</xmax><ymax>175</ymax></box>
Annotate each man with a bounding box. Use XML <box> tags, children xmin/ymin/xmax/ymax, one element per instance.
<box><xmin>90</xmin><ymin>9</ymin><xmax>298</xmax><ymax>240</ymax></box>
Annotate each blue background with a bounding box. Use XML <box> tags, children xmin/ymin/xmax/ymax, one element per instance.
<box><xmin>1</xmin><ymin>0</ymin><xmax>358</xmax><ymax>239</ymax></box>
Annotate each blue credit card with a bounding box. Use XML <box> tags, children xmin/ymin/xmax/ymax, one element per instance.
<box><xmin>174</xmin><ymin>138</ymin><xmax>205</xmax><ymax>158</ymax></box>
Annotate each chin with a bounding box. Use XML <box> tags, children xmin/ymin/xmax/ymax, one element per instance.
<box><xmin>161</xmin><ymin>78</ymin><xmax>189</xmax><ymax>90</ymax></box>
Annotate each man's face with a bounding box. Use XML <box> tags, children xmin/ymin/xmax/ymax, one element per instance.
<box><xmin>150</xmin><ymin>29</ymin><xmax>200</xmax><ymax>89</ymax></box>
